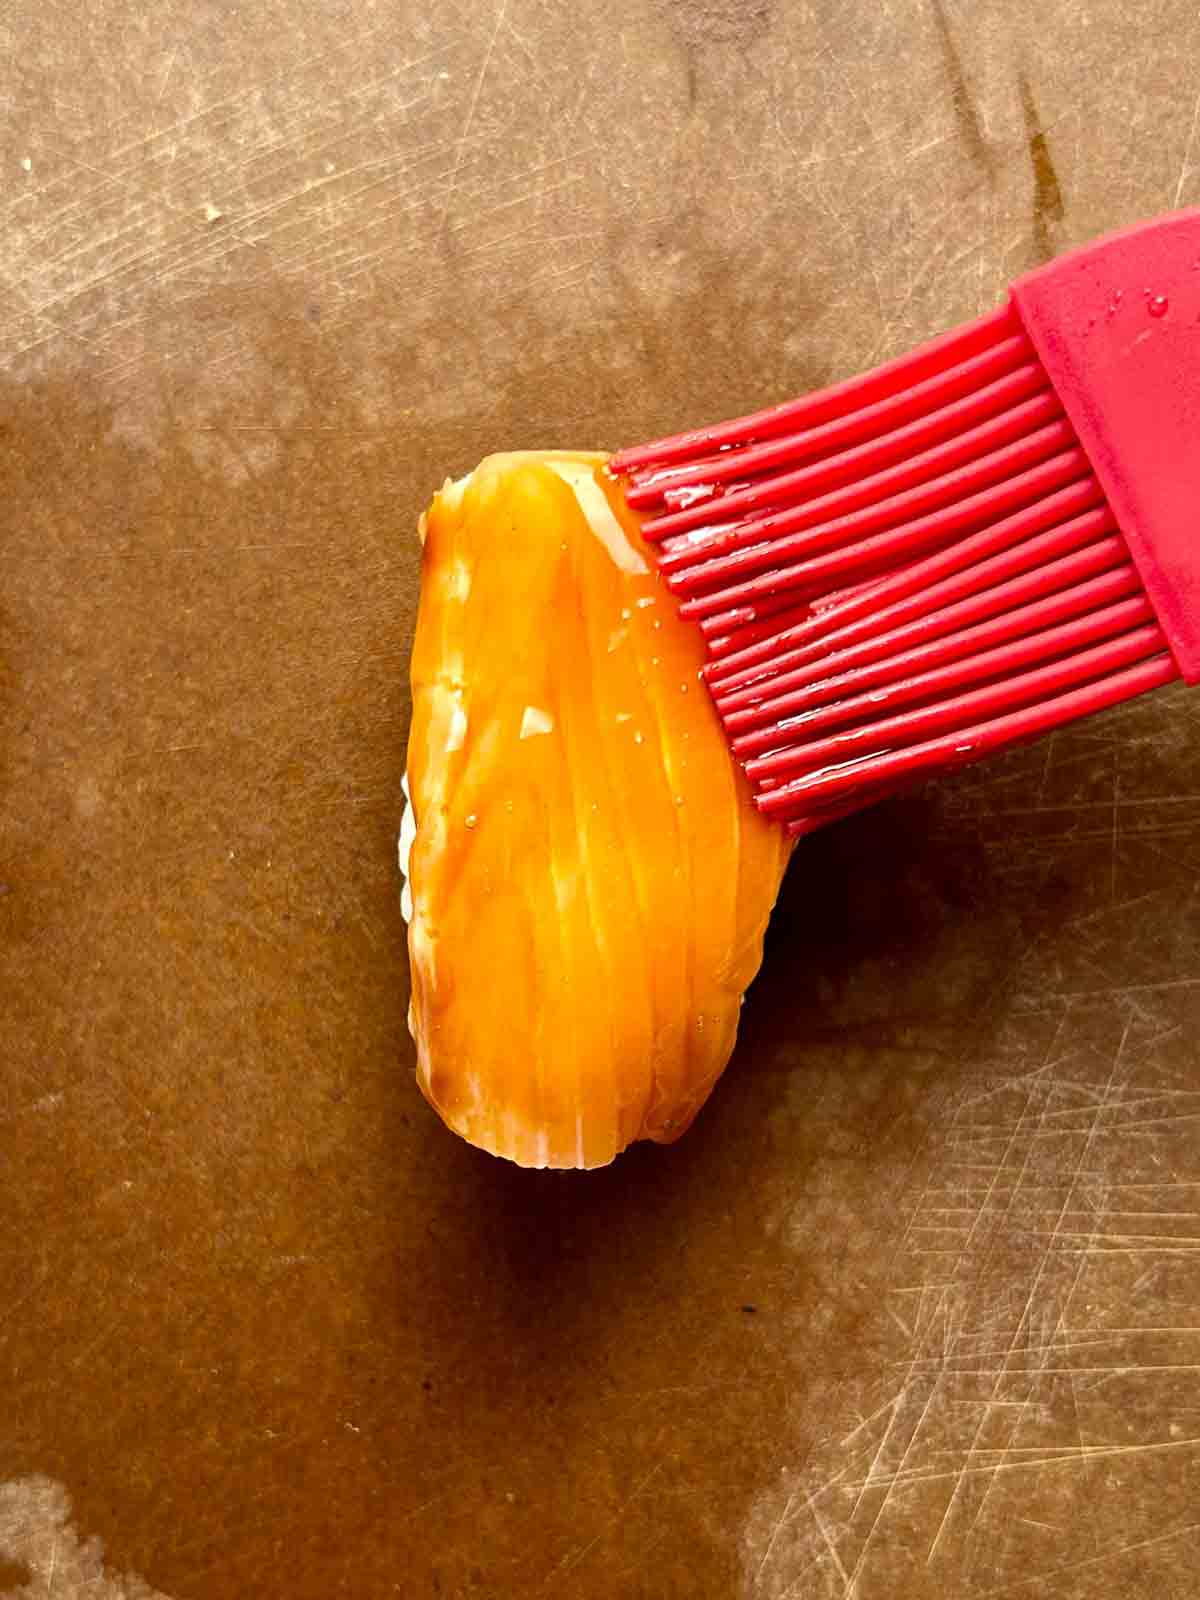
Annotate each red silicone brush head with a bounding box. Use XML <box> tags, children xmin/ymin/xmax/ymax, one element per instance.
<box><xmin>609</xmin><ymin>210</ymin><xmax>1200</xmax><ymax>836</ymax></box>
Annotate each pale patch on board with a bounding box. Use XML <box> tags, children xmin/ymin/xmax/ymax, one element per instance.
<box><xmin>103</xmin><ymin>347</ymin><xmax>303</xmax><ymax>476</ymax></box>
<box><xmin>0</xmin><ymin>1477</ymin><xmax>173</xmax><ymax>1599</ymax></box>
<box><xmin>73</xmin><ymin>776</ymin><xmax>103</xmax><ymax>820</ymax></box>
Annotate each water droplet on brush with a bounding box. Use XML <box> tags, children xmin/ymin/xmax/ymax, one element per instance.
<box><xmin>465</xmin><ymin>813</ymin><xmax>478</xmax><ymax>829</ymax></box>
<box><xmin>1149</xmin><ymin>294</ymin><xmax>1169</xmax><ymax>318</ymax></box>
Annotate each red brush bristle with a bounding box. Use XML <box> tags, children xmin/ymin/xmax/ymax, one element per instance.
<box><xmin>651</xmin><ymin>385</ymin><xmax>1062</xmax><ymax>560</ymax></box>
<box><xmin>729</xmin><ymin>589</ymin><xmax>1153</xmax><ymax>756</ymax></box>
<box><xmin>609</xmin><ymin>298</ymin><xmax>1185</xmax><ymax>833</ymax></box>
<box><xmin>762</xmin><ymin>654</ymin><xmax>1178</xmax><ymax>824</ymax></box>
<box><xmin>673</xmin><ymin>439</ymin><xmax>1090</xmax><ymax>619</ymax></box>
<box><xmin>704</xmin><ymin>485</ymin><xmax>1114</xmax><ymax>691</ymax></box>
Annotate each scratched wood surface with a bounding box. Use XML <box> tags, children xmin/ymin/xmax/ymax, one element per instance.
<box><xmin>4</xmin><ymin>2</ymin><xmax>1200</xmax><ymax>1596</ymax></box>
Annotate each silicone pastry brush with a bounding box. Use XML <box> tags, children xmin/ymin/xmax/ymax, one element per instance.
<box><xmin>609</xmin><ymin>211</ymin><xmax>1200</xmax><ymax>836</ymax></box>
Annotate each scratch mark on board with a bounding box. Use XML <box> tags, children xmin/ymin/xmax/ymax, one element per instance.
<box><xmin>1174</xmin><ymin>89</ymin><xmax>1200</xmax><ymax>207</ymax></box>
<box><xmin>437</xmin><ymin>0</ymin><xmax>509</xmax><ymax>238</ymax></box>
<box><xmin>541</xmin><ymin>1459</ymin><xmax>666</xmax><ymax>1589</ymax></box>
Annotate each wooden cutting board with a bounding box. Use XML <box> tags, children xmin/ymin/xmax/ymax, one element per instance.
<box><xmin>4</xmin><ymin>2</ymin><xmax>1200</xmax><ymax>1594</ymax></box>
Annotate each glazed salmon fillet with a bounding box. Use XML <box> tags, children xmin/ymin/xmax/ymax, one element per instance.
<box><xmin>402</xmin><ymin>452</ymin><xmax>790</xmax><ymax>1168</ymax></box>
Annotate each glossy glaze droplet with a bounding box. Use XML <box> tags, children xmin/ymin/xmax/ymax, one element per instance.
<box><xmin>1149</xmin><ymin>294</ymin><xmax>1169</xmax><ymax>318</ymax></box>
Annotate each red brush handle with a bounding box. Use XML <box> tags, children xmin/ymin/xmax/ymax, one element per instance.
<box><xmin>609</xmin><ymin>212</ymin><xmax>1200</xmax><ymax>834</ymax></box>
<box><xmin>1012</xmin><ymin>209</ymin><xmax>1200</xmax><ymax>683</ymax></box>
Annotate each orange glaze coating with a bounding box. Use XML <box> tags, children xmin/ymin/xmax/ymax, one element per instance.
<box><xmin>404</xmin><ymin>452</ymin><xmax>791</xmax><ymax>1168</ymax></box>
